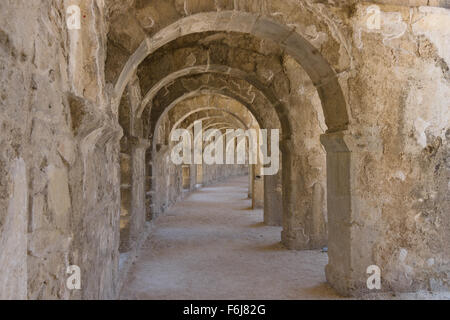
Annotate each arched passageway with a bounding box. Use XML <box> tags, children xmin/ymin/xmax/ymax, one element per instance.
<box><xmin>110</xmin><ymin>3</ymin><xmax>450</xmax><ymax>297</ymax></box>
<box><xmin>120</xmin><ymin>176</ymin><xmax>338</xmax><ymax>300</ymax></box>
<box><xmin>2</xmin><ymin>1</ymin><xmax>449</xmax><ymax>300</ymax></box>
<box><xmin>113</xmin><ymin>7</ymin><xmax>342</xmax><ymax>295</ymax></box>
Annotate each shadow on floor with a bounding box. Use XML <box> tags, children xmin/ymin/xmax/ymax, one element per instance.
<box><xmin>248</xmin><ymin>242</ymin><xmax>286</xmax><ymax>252</ymax></box>
<box><xmin>238</xmin><ymin>206</ymin><xmax>253</xmax><ymax>211</ymax></box>
<box><xmin>246</xmin><ymin>222</ymin><xmax>266</xmax><ymax>228</ymax></box>
<box><xmin>301</xmin><ymin>283</ymin><xmax>344</xmax><ymax>299</ymax></box>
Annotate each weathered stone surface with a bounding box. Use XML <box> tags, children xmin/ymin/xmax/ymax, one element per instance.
<box><xmin>0</xmin><ymin>159</ymin><xmax>27</xmax><ymax>300</ymax></box>
<box><xmin>0</xmin><ymin>0</ymin><xmax>448</xmax><ymax>300</ymax></box>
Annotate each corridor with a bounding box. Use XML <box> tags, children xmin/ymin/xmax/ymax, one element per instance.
<box><xmin>120</xmin><ymin>176</ymin><xmax>340</xmax><ymax>300</ymax></box>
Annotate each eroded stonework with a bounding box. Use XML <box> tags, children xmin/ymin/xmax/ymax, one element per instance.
<box><xmin>0</xmin><ymin>0</ymin><xmax>448</xmax><ymax>299</ymax></box>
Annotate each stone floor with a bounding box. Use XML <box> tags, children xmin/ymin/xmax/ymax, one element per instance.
<box><xmin>120</xmin><ymin>175</ymin><xmax>341</xmax><ymax>299</ymax></box>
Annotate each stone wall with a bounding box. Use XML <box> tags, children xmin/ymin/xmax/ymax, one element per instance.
<box><xmin>1</xmin><ymin>0</ymin><xmax>448</xmax><ymax>299</ymax></box>
<box><xmin>0</xmin><ymin>0</ymin><xmax>122</xmax><ymax>299</ymax></box>
<box><xmin>105</xmin><ymin>0</ymin><xmax>450</xmax><ymax>296</ymax></box>
<box><xmin>337</xmin><ymin>3</ymin><xmax>450</xmax><ymax>293</ymax></box>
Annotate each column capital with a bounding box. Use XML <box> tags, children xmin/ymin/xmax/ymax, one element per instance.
<box><xmin>320</xmin><ymin>130</ymin><xmax>362</xmax><ymax>153</ymax></box>
<box><xmin>129</xmin><ymin>136</ymin><xmax>151</xmax><ymax>149</ymax></box>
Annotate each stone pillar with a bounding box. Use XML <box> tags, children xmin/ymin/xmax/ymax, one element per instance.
<box><xmin>248</xmin><ymin>165</ymin><xmax>253</xmax><ymax>198</ymax></box>
<box><xmin>119</xmin><ymin>137</ymin><xmax>149</xmax><ymax>252</ymax></box>
<box><xmin>252</xmin><ymin>130</ymin><xmax>264</xmax><ymax>209</ymax></box>
<box><xmin>252</xmin><ymin>165</ymin><xmax>264</xmax><ymax>209</ymax></box>
<box><xmin>129</xmin><ymin>138</ymin><xmax>150</xmax><ymax>243</ymax></box>
<box><xmin>119</xmin><ymin>152</ymin><xmax>132</xmax><ymax>252</ymax></box>
<box><xmin>190</xmin><ymin>164</ymin><xmax>197</xmax><ymax>190</ymax></box>
<box><xmin>196</xmin><ymin>164</ymin><xmax>203</xmax><ymax>187</ymax></box>
<box><xmin>182</xmin><ymin>165</ymin><xmax>190</xmax><ymax>189</ymax></box>
<box><xmin>280</xmin><ymin>139</ymin><xmax>327</xmax><ymax>250</ymax></box>
<box><xmin>263</xmin><ymin>138</ymin><xmax>282</xmax><ymax>226</ymax></box>
<box><xmin>311</xmin><ymin>182</ymin><xmax>327</xmax><ymax>247</ymax></box>
<box><xmin>264</xmin><ymin>170</ymin><xmax>283</xmax><ymax>226</ymax></box>
<box><xmin>144</xmin><ymin>148</ymin><xmax>153</xmax><ymax>221</ymax></box>
<box><xmin>320</xmin><ymin>130</ymin><xmax>377</xmax><ymax>296</ymax></box>
<box><xmin>280</xmin><ymin>139</ymin><xmax>307</xmax><ymax>249</ymax></box>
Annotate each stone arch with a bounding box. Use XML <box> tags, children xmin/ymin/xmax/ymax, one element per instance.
<box><xmin>150</xmin><ymin>88</ymin><xmax>280</xmax><ymax>141</ymax></box>
<box><xmin>152</xmin><ymin>94</ymin><xmax>259</xmax><ymax>150</ymax></box>
<box><xmin>175</xmin><ymin>107</ymin><xmax>250</xmax><ymax>126</ymax></box>
<box><xmin>171</xmin><ymin>110</ymin><xmax>249</xmax><ymax>138</ymax></box>
<box><xmin>113</xmin><ymin>8</ymin><xmax>350</xmax><ymax>294</ymax></box>
<box><xmin>201</xmin><ymin>121</ymin><xmax>243</xmax><ymax>132</ymax></box>
<box><xmin>136</xmin><ymin>69</ymin><xmax>287</xmax><ymax>145</ymax></box>
<box><xmin>156</xmin><ymin>109</ymin><xmax>249</xmax><ymax>149</ymax></box>
<box><xmin>163</xmin><ymin>94</ymin><xmax>258</xmax><ymax>128</ymax></box>
<box><xmin>163</xmin><ymin>96</ymin><xmax>260</xmax><ymax>167</ymax></box>
<box><xmin>148</xmin><ymin>84</ymin><xmax>275</xmax><ymax>211</ymax></box>
<box><xmin>114</xmin><ymin>11</ymin><xmax>349</xmax><ymax>133</ymax></box>
<box><xmin>165</xmin><ymin>116</ymin><xmax>246</xmax><ymax>152</ymax></box>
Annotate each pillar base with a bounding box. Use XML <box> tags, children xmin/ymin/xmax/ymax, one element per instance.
<box><xmin>263</xmin><ymin>174</ymin><xmax>282</xmax><ymax>226</ymax></box>
<box><xmin>281</xmin><ymin>230</ymin><xmax>308</xmax><ymax>250</ymax></box>
<box><xmin>281</xmin><ymin>230</ymin><xmax>325</xmax><ymax>250</ymax></box>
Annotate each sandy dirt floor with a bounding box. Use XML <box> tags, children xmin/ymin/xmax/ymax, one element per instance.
<box><xmin>119</xmin><ymin>175</ymin><xmax>450</xmax><ymax>300</ymax></box>
<box><xmin>120</xmin><ymin>175</ymin><xmax>342</xmax><ymax>299</ymax></box>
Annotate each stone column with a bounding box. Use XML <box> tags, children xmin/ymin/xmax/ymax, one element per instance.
<box><xmin>263</xmin><ymin>138</ymin><xmax>282</xmax><ymax>226</ymax></box>
<box><xmin>280</xmin><ymin>139</ymin><xmax>327</xmax><ymax>250</ymax></box>
<box><xmin>280</xmin><ymin>139</ymin><xmax>307</xmax><ymax>249</ymax></box>
<box><xmin>252</xmin><ymin>165</ymin><xmax>264</xmax><ymax>209</ymax></box>
<box><xmin>196</xmin><ymin>164</ymin><xmax>203</xmax><ymax>187</ymax></box>
<box><xmin>264</xmin><ymin>170</ymin><xmax>283</xmax><ymax>226</ymax></box>
<box><xmin>190</xmin><ymin>164</ymin><xmax>197</xmax><ymax>190</ymax></box>
<box><xmin>119</xmin><ymin>152</ymin><xmax>132</xmax><ymax>252</ymax></box>
<box><xmin>248</xmin><ymin>165</ymin><xmax>253</xmax><ymax>198</ymax></box>
<box><xmin>320</xmin><ymin>130</ymin><xmax>378</xmax><ymax>296</ymax></box>
<box><xmin>182</xmin><ymin>165</ymin><xmax>191</xmax><ymax>189</ymax></box>
<box><xmin>129</xmin><ymin>137</ymin><xmax>150</xmax><ymax>244</ymax></box>
<box><xmin>144</xmin><ymin>148</ymin><xmax>153</xmax><ymax>221</ymax></box>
